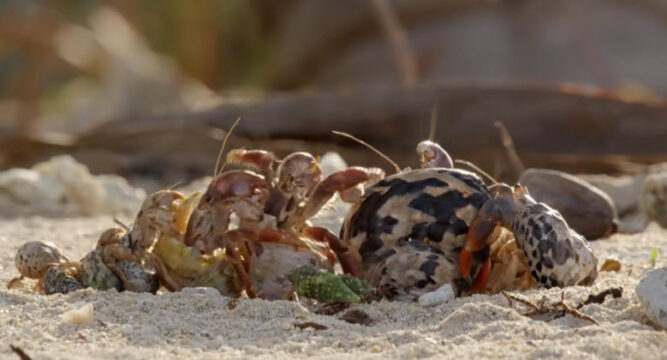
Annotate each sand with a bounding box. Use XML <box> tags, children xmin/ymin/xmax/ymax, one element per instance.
<box><xmin>1</xmin><ymin>214</ymin><xmax>666</xmax><ymax>360</ymax></box>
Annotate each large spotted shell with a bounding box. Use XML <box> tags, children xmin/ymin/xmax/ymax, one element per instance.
<box><xmin>341</xmin><ymin>168</ymin><xmax>492</xmax><ymax>296</ymax></box>
<box><xmin>15</xmin><ymin>241</ymin><xmax>70</xmax><ymax>279</ymax></box>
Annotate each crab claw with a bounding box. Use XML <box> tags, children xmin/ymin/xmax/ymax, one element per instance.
<box><xmin>459</xmin><ymin>217</ymin><xmax>496</xmax><ymax>279</ymax></box>
<box><xmin>472</xmin><ymin>258</ymin><xmax>492</xmax><ymax>293</ymax></box>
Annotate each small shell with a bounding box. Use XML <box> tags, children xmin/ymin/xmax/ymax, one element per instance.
<box><xmin>15</xmin><ymin>241</ymin><xmax>70</xmax><ymax>279</ymax></box>
<box><xmin>117</xmin><ymin>260</ymin><xmax>159</xmax><ymax>293</ymax></box>
<box><xmin>519</xmin><ymin>168</ymin><xmax>618</xmax><ymax>239</ymax></box>
<box><xmin>288</xmin><ymin>265</ymin><xmax>373</xmax><ymax>304</ymax></box>
<box><xmin>418</xmin><ymin>284</ymin><xmax>455</xmax><ymax>307</ymax></box>
<box><xmin>43</xmin><ymin>266</ymin><xmax>83</xmax><ymax>295</ymax></box>
<box><xmin>61</xmin><ymin>303</ymin><xmax>94</xmax><ymax>325</ymax></box>
<box><xmin>79</xmin><ymin>250</ymin><xmax>122</xmax><ymax>291</ymax></box>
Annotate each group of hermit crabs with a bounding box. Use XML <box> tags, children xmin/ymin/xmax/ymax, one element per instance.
<box><xmin>8</xmin><ymin>137</ymin><xmax>599</xmax><ymax>304</ymax></box>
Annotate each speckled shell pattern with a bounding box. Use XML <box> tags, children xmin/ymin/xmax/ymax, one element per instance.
<box><xmin>341</xmin><ymin>168</ymin><xmax>493</xmax><ymax>298</ymax></box>
<box><xmin>43</xmin><ymin>267</ymin><xmax>82</xmax><ymax>295</ymax></box>
<box><xmin>15</xmin><ymin>241</ymin><xmax>70</xmax><ymax>279</ymax></box>
<box><xmin>510</xmin><ymin>203</ymin><xmax>598</xmax><ymax>287</ymax></box>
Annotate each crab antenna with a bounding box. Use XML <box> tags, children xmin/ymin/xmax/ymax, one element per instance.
<box><xmin>332</xmin><ymin>130</ymin><xmax>402</xmax><ymax>174</ymax></box>
<box><xmin>455</xmin><ymin>159</ymin><xmax>498</xmax><ymax>185</ymax></box>
<box><xmin>113</xmin><ymin>217</ymin><xmax>130</xmax><ymax>231</ymax></box>
<box><xmin>428</xmin><ymin>100</ymin><xmax>438</xmax><ymax>141</ymax></box>
<box><xmin>214</xmin><ymin>117</ymin><xmax>242</xmax><ymax>177</ymax></box>
<box><xmin>165</xmin><ymin>180</ymin><xmax>184</xmax><ymax>191</ymax></box>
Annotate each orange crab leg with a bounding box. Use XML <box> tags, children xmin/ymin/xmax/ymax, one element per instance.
<box><xmin>472</xmin><ymin>258</ymin><xmax>492</xmax><ymax>293</ymax></box>
<box><xmin>459</xmin><ymin>218</ymin><xmax>496</xmax><ymax>279</ymax></box>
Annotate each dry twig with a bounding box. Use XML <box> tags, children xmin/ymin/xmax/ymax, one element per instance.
<box><xmin>577</xmin><ymin>287</ymin><xmax>623</xmax><ymax>309</ymax></box>
<box><xmin>495</xmin><ymin>121</ymin><xmax>525</xmax><ymax>178</ymax></box>
<box><xmin>368</xmin><ymin>0</ymin><xmax>418</xmax><ymax>87</ymax></box>
<box><xmin>503</xmin><ymin>291</ymin><xmax>599</xmax><ymax>325</ymax></box>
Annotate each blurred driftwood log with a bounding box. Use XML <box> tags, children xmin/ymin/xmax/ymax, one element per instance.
<box><xmin>1</xmin><ymin>83</ymin><xmax>666</xmax><ymax>184</ymax></box>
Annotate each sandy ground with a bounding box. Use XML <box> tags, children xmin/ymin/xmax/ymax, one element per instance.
<box><xmin>1</xmin><ymin>215</ymin><xmax>666</xmax><ymax>360</ymax></box>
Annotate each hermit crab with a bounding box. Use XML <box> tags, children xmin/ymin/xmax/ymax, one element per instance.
<box><xmin>171</xmin><ymin>148</ymin><xmax>382</xmax><ymax>299</ymax></box>
<box><xmin>339</xmin><ymin>139</ymin><xmax>599</xmax><ymax>299</ymax></box>
<box><xmin>7</xmin><ymin>191</ymin><xmax>184</xmax><ymax>295</ymax></box>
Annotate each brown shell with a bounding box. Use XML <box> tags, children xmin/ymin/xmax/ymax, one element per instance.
<box><xmin>519</xmin><ymin>168</ymin><xmax>618</xmax><ymax>239</ymax></box>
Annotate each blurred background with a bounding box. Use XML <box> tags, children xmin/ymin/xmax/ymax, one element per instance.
<box><xmin>1</xmin><ymin>0</ymin><xmax>667</xmax><ymax>188</ymax></box>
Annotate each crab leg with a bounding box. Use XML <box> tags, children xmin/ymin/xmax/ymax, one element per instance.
<box><xmin>459</xmin><ymin>200</ymin><xmax>501</xmax><ymax>292</ymax></box>
<box><xmin>100</xmin><ymin>244</ymin><xmax>144</xmax><ymax>290</ymax></box>
<box><xmin>288</xmin><ymin>167</ymin><xmax>372</xmax><ymax>228</ymax></box>
<box><xmin>303</xmin><ymin>226</ymin><xmax>361</xmax><ymax>277</ymax></box>
<box><xmin>220</xmin><ymin>231</ymin><xmax>257</xmax><ymax>298</ymax></box>
<box><xmin>6</xmin><ymin>276</ymin><xmax>24</xmax><ymax>289</ymax></box>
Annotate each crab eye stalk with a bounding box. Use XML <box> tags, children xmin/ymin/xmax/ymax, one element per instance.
<box><xmin>416</xmin><ymin>140</ymin><xmax>453</xmax><ymax>168</ymax></box>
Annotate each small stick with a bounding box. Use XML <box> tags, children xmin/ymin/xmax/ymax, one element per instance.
<box><xmin>494</xmin><ymin>121</ymin><xmax>524</xmax><ymax>178</ymax></box>
<box><xmin>214</xmin><ymin>117</ymin><xmax>241</xmax><ymax>177</ymax></box>
<box><xmin>428</xmin><ymin>100</ymin><xmax>438</xmax><ymax>141</ymax></box>
<box><xmin>577</xmin><ymin>287</ymin><xmax>623</xmax><ymax>309</ymax></box>
<box><xmin>554</xmin><ymin>292</ymin><xmax>599</xmax><ymax>325</ymax></box>
<box><xmin>332</xmin><ymin>130</ymin><xmax>402</xmax><ymax>174</ymax></box>
<box><xmin>502</xmin><ymin>291</ymin><xmax>539</xmax><ymax>312</ymax></box>
<box><xmin>368</xmin><ymin>0</ymin><xmax>418</xmax><ymax>87</ymax></box>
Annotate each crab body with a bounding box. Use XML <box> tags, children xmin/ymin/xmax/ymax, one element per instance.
<box><xmin>341</xmin><ymin>167</ymin><xmax>598</xmax><ymax>299</ymax></box>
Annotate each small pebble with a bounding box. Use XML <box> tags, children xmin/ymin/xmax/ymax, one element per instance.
<box><xmin>600</xmin><ymin>259</ymin><xmax>622</xmax><ymax>272</ymax></box>
<box><xmin>635</xmin><ymin>267</ymin><xmax>667</xmax><ymax>329</ymax></box>
<box><xmin>418</xmin><ymin>284</ymin><xmax>455</xmax><ymax>307</ymax></box>
<box><xmin>61</xmin><ymin>303</ymin><xmax>94</xmax><ymax>325</ymax></box>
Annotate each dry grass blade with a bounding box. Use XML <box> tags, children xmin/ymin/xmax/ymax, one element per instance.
<box><xmin>332</xmin><ymin>130</ymin><xmax>402</xmax><ymax>174</ymax></box>
<box><xmin>368</xmin><ymin>0</ymin><xmax>418</xmax><ymax>87</ymax></box>
<box><xmin>428</xmin><ymin>100</ymin><xmax>438</xmax><ymax>141</ymax></box>
<box><xmin>214</xmin><ymin>117</ymin><xmax>241</xmax><ymax>177</ymax></box>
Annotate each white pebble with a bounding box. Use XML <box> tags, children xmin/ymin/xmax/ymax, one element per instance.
<box><xmin>636</xmin><ymin>267</ymin><xmax>667</xmax><ymax>329</ymax></box>
<box><xmin>418</xmin><ymin>284</ymin><xmax>455</xmax><ymax>307</ymax></box>
<box><xmin>181</xmin><ymin>287</ymin><xmax>221</xmax><ymax>297</ymax></box>
<box><xmin>61</xmin><ymin>303</ymin><xmax>94</xmax><ymax>325</ymax></box>
<box><xmin>319</xmin><ymin>152</ymin><xmax>348</xmax><ymax>176</ymax></box>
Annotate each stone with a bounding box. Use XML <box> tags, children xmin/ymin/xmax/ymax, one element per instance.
<box><xmin>635</xmin><ymin>267</ymin><xmax>667</xmax><ymax>329</ymax></box>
